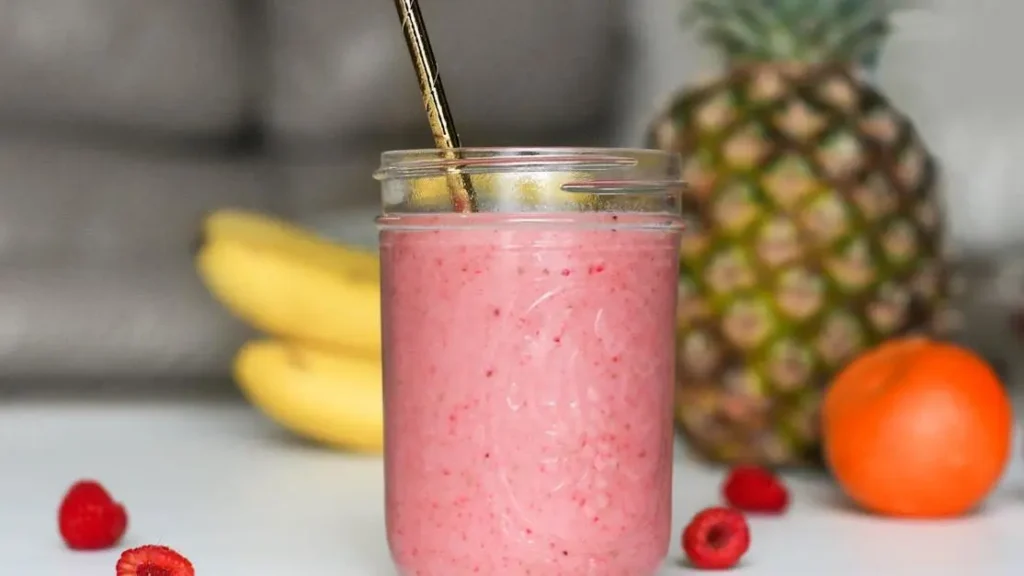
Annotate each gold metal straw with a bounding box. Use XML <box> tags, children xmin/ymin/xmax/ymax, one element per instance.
<box><xmin>392</xmin><ymin>0</ymin><xmax>477</xmax><ymax>213</ymax></box>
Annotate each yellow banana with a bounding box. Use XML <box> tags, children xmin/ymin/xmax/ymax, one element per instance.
<box><xmin>412</xmin><ymin>172</ymin><xmax>590</xmax><ymax>209</ymax></box>
<box><xmin>194</xmin><ymin>209</ymin><xmax>381</xmax><ymax>355</ymax></box>
<box><xmin>234</xmin><ymin>339</ymin><xmax>384</xmax><ymax>453</ymax></box>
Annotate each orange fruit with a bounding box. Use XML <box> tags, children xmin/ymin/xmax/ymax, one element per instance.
<box><xmin>822</xmin><ymin>337</ymin><xmax>1014</xmax><ymax>518</ymax></box>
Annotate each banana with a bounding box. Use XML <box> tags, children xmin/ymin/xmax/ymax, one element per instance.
<box><xmin>234</xmin><ymin>339</ymin><xmax>384</xmax><ymax>453</ymax></box>
<box><xmin>195</xmin><ymin>209</ymin><xmax>381</xmax><ymax>355</ymax></box>
<box><xmin>412</xmin><ymin>171</ymin><xmax>591</xmax><ymax>209</ymax></box>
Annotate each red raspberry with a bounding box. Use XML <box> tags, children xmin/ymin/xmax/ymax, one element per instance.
<box><xmin>722</xmin><ymin>465</ymin><xmax>789</xmax><ymax>514</ymax></box>
<box><xmin>117</xmin><ymin>545</ymin><xmax>195</xmax><ymax>576</ymax></box>
<box><xmin>58</xmin><ymin>480</ymin><xmax>128</xmax><ymax>550</ymax></box>
<box><xmin>682</xmin><ymin>507</ymin><xmax>750</xmax><ymax>570</ymax></box>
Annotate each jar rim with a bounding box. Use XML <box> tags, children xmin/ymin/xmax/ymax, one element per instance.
<box><xmin>374</xmin><ymin>147</ymin><xmax>683</xmax><ymax>182</ymax></box>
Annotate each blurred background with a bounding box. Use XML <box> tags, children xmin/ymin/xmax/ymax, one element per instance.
<box><xmin>0</xmin><ymin>0</ymin><xmax>1019</xmax><ymax>392</ymax></box>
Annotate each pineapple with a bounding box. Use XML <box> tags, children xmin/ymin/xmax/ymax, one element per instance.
<box><xmin>648</xmin><ymin>0</ymin><xmax>953</xmax><ymax>466</ymax></box>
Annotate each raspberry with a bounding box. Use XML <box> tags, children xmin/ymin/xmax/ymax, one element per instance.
<box><xmin>58</xmin><ymin>480</ymin><xmax>128</xmax><ymax>550</ymax></box>
<box><xmin>116</xmin><ymin>545</ymin><xmax>195</xmax><ymax>576</ymax></box>
<box><xmin>722</xmin><ymin>465</ymin><xmax>789</xmax><ymax>514</ymax></box>
<box><xmin>682</xmin><ymin>507</ymin><xmax>750</xmax><ymax>570</ymax></box>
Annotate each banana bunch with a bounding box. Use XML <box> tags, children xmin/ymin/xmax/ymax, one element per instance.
<box><xmin>194</xmin><ymin>209</ymin><xmax>384</xmax><ymax>453</ymax></box>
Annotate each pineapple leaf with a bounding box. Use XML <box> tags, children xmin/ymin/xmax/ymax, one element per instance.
<box><xmin>683</xmin><ymin>0</ymin><xmax>920</xmax><ymax>67</ymax></box>
<box><xmin>686</xmin><ymin>0</ymin><xmax>770</xmax><ymax>59</ymax></box>
<box><xmin>822</xmin><ymin>4</ymin><xmax>896</xmax><ymax>66</ymax></box>
<box><xmin>700</xmin><ymin>28</ymin><xmax>763</xmax><ymax>61</ymax></box>
<box><xmin>834</xmin><ymin>20</ymin><xmax>891</xmax><ymax>67</ymax></box>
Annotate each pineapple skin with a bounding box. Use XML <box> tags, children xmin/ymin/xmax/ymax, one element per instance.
<box><xmin>649</xmin><ymin>64</ymin><xmax>953</xmax><ymax>467</ymax></box>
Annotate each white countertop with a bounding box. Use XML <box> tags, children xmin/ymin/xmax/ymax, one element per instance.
<box><xmin>3</xmin><ymin>398</ymin><xmax>1023</xmax><ymax>575</ymax></box>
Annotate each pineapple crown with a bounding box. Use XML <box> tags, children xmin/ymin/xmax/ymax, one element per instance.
<box><xmin>684</xmin><ymin>0</ymin><xmax>913</xmax><ymax>70</ymax></box>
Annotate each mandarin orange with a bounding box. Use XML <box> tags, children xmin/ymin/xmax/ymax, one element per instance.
<box><xmin>822</xmin><ymin>337</ymin><xmax>1013</xmax><ymax>518</ymax></box>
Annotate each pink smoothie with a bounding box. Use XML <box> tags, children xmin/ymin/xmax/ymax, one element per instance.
<box><xmin>380</xmin><ymin>213</ymin><xmax>681</xmax><ymax>576</ymax></box>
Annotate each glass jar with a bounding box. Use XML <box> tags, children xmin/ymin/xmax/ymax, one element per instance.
<box><xmin>375</xmin><ymin>148</ymin><xmax>685</xmax><ymax>576</ymax></box>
